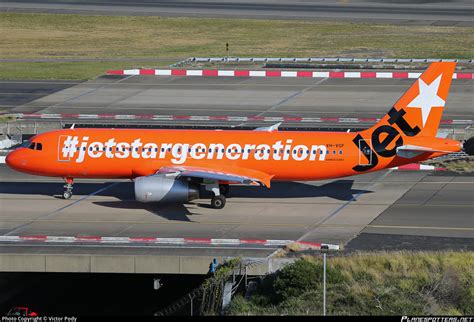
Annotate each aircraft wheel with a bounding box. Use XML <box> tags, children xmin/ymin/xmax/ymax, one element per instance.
<box><xmin>63</xmin><ymin>191</ymin><xmax>72</xmax><ymax>199</ymax></box>
<box><xmin>211</xmin><ymin>195</ymin><xmax>226</xmax><ymax>209</ymax></box>
<box><xmin>219</xmin><ymin>184</ymin><xmax>230</xmax><ymax>196</ymax></box>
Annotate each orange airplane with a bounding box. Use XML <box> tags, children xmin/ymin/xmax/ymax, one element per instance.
<box><xmin>5</xmin><ymin>62</ymin><xmax>465</xmax><ymax>209</ymax></box>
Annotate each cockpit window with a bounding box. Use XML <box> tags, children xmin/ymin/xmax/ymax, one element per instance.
<box><xmin>18</xmin><ymin>140</ymin><xmax>42</xmax><ymax>150</ymax></box>
<box><xmin>19</xmin><ymin>140</ymin><xmax>31</xmax><ymax>148</ymax></box>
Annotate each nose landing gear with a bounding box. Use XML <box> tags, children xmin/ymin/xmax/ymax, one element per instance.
<box><xmin>63</xmin><ymin>178</ymin><xmax>73</xmax><ymax>199</ymax></box>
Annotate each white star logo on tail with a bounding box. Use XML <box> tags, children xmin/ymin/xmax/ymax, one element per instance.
<box><xmin>406</xmin><ymin>75</ymin><xmax>445</xmax><ymax>127</ymax></box>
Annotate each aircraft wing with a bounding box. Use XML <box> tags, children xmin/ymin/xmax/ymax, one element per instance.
<box><xmin>157</xmin><ymin>165</ymin><xmax>274</xmax><ymax>187</ymax></box>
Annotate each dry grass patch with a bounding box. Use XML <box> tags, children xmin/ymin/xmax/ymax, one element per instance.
<box><xmin>227</xmin><ymin>251</ymin><xmax>474</xmax><ymax>315</ymax></box>
<box><xmin>1</xmin><ymin>13</ymin><xmax>473</xmax><ymax>59</ymax></box>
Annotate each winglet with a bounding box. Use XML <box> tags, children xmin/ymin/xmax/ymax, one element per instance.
<box><xmin>261</xmin><ymin>174</ymin><xmax>274</xmax><ymax>188</ymax></box>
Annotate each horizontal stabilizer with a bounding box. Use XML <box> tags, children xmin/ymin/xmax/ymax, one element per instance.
<box><xmin>396</xmin><ymin>144</ymin><xmax>452</xmax><ymax>158</ymax></box>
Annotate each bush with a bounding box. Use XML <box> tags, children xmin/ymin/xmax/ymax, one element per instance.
<box><xmin>272</xmin><ymin>259</ymin><xmax>320</xmax><ymax>303</ymax></box>
<box><xmin>227</xmin><ymin>252</ymin><xmax>474</xmax><ymax>316</ymax></box>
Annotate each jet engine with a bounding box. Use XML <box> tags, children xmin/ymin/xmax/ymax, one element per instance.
<box><xmin>134</xmin><ymin>175</ymin><xmax>200</xmax><ymax>203</ymax></box>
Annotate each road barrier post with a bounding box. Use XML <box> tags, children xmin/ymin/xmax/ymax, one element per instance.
<box><xmin>321</xmin><ymin>244</ymin><xmax>329</xmax><ymax>316</ymax></box>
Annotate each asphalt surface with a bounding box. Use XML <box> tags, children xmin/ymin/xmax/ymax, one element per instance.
<box><xmin>1</xmin><ymin>164</ymin><xmax>473</xmax><ymax>251</ymax></box>
<box><xmin>347</xmin><ymin>171</ymin><xmax>474</xmax><ymax>251</ymax></box>
<box><xmin>0</xmin><ymin>80</ymin><xmax>79</xmax><ymax>114</ymax></box>
<box><xmin>0</xmin><ymin>164</ymin><xmax>399</xmax><ymax>242</ymax></box>
<box><xmin>346</xmin><ymin>233</ymin><xmax>474</xmax><ymax>251</ymax></box>
<box><xmin>1</xmin><ymin>0</ymin><xmax>472</xmax><ymax>25</ymax></box>
<box><xmin>1</xmin><ymin>75</ymin><xmax>473</xmax><ymax>255</ymax></box>
<box><xmin>4</xmin><ymin>76</ymin><xmax>473</xmax><ymax>131</ymax></box>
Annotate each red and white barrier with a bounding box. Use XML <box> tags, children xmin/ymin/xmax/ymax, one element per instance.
<box><xmin>0</xmin><ymin>235</ymin><xmax>340</xmax><ymax>250</ymax></box>
<box><xmin>4</xmin><ymin>113</ymin><xmax>472</xmax><ymax>126</ymax></box>
<box><xmin>391</xmin><ymin>164</ymin><xmax>446</xmax><ymax>171</ymax></box>
<box><xmin>107</xmin><ymin>69</ymin><xmax>474</xmax><ymax>79</ymax></box>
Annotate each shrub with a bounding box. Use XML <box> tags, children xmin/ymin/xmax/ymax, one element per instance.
<box><xmin>229</xmin><ymin>252</ymin><xmax>473</xmax><ymax>316</ymax></box>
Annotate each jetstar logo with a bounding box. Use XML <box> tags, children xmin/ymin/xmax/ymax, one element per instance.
<box><xmin>352</xmin><ymin>107</ymin><xmax>420</xmax><ymax>172</ymax></box>
<box><xmin>59</xmin><ymin>136</ymin><xmax>328</xmax><ymax>164</ymax></box>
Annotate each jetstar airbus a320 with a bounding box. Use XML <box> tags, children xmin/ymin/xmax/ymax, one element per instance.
<box><xmin>6</xmin><ymin>63</ymin><xmax>468</xmax><ymax>209</ymax></box>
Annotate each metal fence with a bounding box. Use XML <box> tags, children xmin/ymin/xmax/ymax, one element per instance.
<box><xmin>184</xmin><ymin>57</ymin><xmax>474</xmax><ymax>64</ymax></box>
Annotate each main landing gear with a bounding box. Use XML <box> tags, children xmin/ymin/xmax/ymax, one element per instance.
<box><xmin>63</xmin><ymin>178</ymin><xmax>73</xmax><ymax>199</ymax></box>
<box><xmin>219</xmin><ymin>184</ymin><xmax>230</xmax><ymax>197</ymax></box>
<box><xmin>205</xmin><ymin>183</ymin><xmax>230</xmax><ymax>209</ymax></box>
<box><xmin>211</xmin><ymin>195</ymin><xmax>226</xmax><ymax>209</ymax></box>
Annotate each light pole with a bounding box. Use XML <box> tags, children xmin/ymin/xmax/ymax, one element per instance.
<box><xmin>321</xmin><ymin>244</ymin><xmax>329</xmax><ymax>316</ymax></box>
<box><xmin>188</xmin><ymin>293</ymin><xmax>194</xmax><ymax>316</ymax></box>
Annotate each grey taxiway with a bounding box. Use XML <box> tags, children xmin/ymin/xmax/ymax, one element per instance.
<box><xmin>0</xmin><ymin>74</ymin><xmax>472</xmax><ymax>274</ymax></box>
<box><xmin>1</xmin><ymin>0</ymin><xmax>472</xmax><ymax>25</ymax></box>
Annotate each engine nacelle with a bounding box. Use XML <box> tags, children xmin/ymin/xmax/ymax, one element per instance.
<box><xmin>134</xmin><ymin>175</ymin><xmax>200</xmax><ymax>203</ymax></box>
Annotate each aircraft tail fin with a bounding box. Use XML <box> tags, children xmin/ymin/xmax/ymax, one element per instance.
<box><xmin>367</xmin><ymin>62</ymin><xmax>456</xmax><ymax>138</ymax></box>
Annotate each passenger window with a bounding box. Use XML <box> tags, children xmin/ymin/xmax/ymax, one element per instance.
<box><xmin>36</xmin><ymin>143</ymin><xmax>43</xmax><ymax>151</ymax></box>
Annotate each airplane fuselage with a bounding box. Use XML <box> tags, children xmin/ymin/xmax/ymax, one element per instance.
<box><xmin>5</xmin><ymin>127</ymin><xmax>460</xmax><ymax>181</ymax></box>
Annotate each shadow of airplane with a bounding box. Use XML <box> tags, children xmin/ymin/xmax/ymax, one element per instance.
<box><xmin>220</xmin><ymin>180</ymin><xmax>371</xmax><ymax>201</ymax></box>
<box><xmin>0</xmin><ymin>180</ymin><xmax>371</xmax><ymax>222</ymax></box>
<box><xmin>94</xmin><ymin>200</ymin><xmax>197</xmax><ymax>222</ymax></box>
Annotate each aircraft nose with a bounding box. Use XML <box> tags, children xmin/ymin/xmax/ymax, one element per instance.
<box><xmin>5</xmin><ymin>150</ymin><xmax>22</xmax><ymax>170</ymax></box>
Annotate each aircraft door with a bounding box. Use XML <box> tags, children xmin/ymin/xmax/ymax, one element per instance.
<box><xmin>58</xmin><ymin>135</ymin><xmax>73</xmax><ymax>162</ymax></box>
<box><xmin>358</xmin><ymin>139</ymin><xmax>372</xmax><ymax>166</ymax></box>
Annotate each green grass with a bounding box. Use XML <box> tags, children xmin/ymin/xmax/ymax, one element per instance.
<box><xmin>226</xmin><ymin>252</ymin><xmax>474</xmax><ymax>316</ymax></box>
<box><xmin>0</xmin><ymin>61</ymin><xmax>174</xmax><ymax>80</ymax></box>
<box><xmin>0</xmin><ymin>13</ymin><xmax>473</xmax><ymax>79</ymax></box>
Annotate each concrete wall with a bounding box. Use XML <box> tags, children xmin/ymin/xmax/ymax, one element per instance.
<box><xmin>0</xmin><ymin>254</ymin><xmax>292</xmax><ymax>275</ymax></box>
